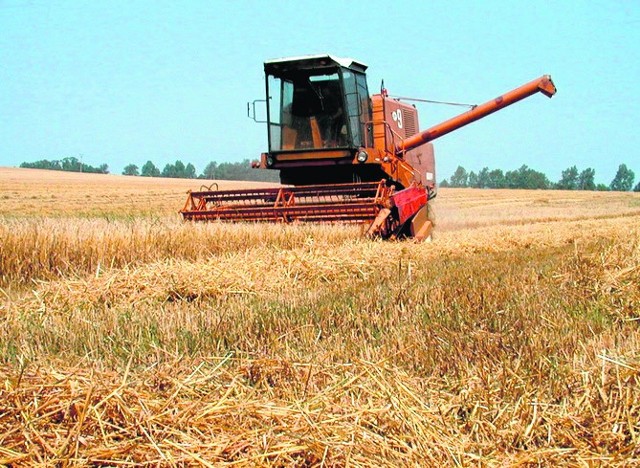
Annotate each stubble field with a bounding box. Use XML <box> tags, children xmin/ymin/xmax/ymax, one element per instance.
<box><xmin>1</xmin><ymin>167</ymin><xmax>639</xmax><ymax>466</ymax></box>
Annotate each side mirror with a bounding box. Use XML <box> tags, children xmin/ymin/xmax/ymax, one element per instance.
<box><xmin>247</xmin><ymin>99</ymin><xmax>268</xmax><ymax>123</ymax></box>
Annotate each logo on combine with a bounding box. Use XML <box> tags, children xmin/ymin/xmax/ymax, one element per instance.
<box><xmin>391</xmin><ymin>109</ymin><xmax>403</xmax><ymax>130</ymax></box>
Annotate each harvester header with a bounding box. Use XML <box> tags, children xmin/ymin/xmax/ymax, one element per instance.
<box><xmin>181</xmin><ymin>55</ymin><xmax>557</xmax><ymax>240</ymax></box>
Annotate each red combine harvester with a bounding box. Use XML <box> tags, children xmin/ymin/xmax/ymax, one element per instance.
<box><xmin>181</xmin><ymin>55</ymin><xmax>556</xmax><ymax>240</ymax></box>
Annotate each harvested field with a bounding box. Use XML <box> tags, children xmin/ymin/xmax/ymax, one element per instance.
<box><xmin>1</xmin><ymin>167</ymin><xmax>639</xmax><ymax>466</ymax></box>
<box><xmin>0</xmin><ymin>167</ymin><xmax>274</xmax><ymax>218</ymax></box>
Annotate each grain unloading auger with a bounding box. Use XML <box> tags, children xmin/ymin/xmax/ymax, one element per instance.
<box><xmin>181</xmin><ymin>55</ymin><xmax>556</xmax><ymax>239</ymax></box>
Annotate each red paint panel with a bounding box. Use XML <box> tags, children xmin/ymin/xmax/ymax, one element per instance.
<box><xmin>392</xmin><ymin>187</ymin><xmax>427</xmax><ymax>224</ymax></box>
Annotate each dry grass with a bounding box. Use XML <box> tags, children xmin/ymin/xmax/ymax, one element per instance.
<box><xmin>1</xmin><ymin>167</ymin><xmax>639</xmax><ymax>466</ymax></box>
<box><xmin>433</xmin><ymin>187</ymin><xmax>640</xmax><ymax>231</ymax></box>
<box><xmin>0</xmin><ymin>167</ymin><xmax>274</xmax><ymax>218</ymax></box>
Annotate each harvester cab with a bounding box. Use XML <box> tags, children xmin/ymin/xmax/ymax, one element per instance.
<box><xmin>181</xmin><ymin>54</ymin><xmax>556</xmax><ymax>240</ymax></box>
<box><xmin>259</xmin><ymin>55</ymin><xmax>435</xmax><ymax>192</ymax></box>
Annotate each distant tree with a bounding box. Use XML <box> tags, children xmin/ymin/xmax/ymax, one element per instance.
<box><xmin>476</xmin><ymin>167</ymin><xmax>490</xmax><ymax>188</ymax></box>
<box><xmin>61</xmin><ymin>157</ymin><xmax>82</xmax><ymax>172</ymax></box>
<box><xmin>216</xmin><ymin>161</ymin><xmax>249</xmax><ymax>180</ymax></box>
<box><xmin>596</xmin><ymin>183</ymin><xmax>609</xmax><ymax>191</ymax></box>
<box><xmin>173</xmin><ymin>160</ymin><xmax>186</xmax><ymax>178</ymax></box>
<box><xmin>634</xmin><ymin>181</ymin><xmax>640</xmax><ymax>192</ymax></box>
<box><xmin>505</xmin><ymin>165</ymin><xmax>550</xmax><ymax>189</ymax></box>
<box><xmin>439</xmin><ymin>179</ymin><xmax>450</xmax><ymax>188</ymax></box>
<box><xmin>610</xmin><ymin>164</ymin><xmax>635</xmax><ymax>191</ymax></box>
<box><xmin>529</xmin><ymin>170</ymin><xmax>551</xmax><ymax>189</ymax></box>
<box><xmin>557</xmin><ymin>165</ymin><xmax>579</xmax><ymax>190</ymax></box>
<box><xmin>504</xmin><ymin>169</ymin><xmax>518</xmax><ymax>188</ymax></box>
<box><xmin>162</xmin><ymin>163</ymin><xmax>176</xmax><ymax>178</ymax></box>
<box><xmin>21</xmin><ymin>159</ymin><xmax>61</xmax><ymax>170</ymax></box>
<box><xmin>487</xmin><ymin>169</ymin><xmax>506</xmax><ymax>188</ymax></box>
<box><xmin>184</xmin><ymin>163</ymin><xmax>197</xmax><ymax>179</ymax></box>
<box><xmin>578</xmin><ymin>168</ymin><xmax>596</xmax><ymax>190</ymax></box>
<box><xmin>467</xmin><ymin>171</ymin><xmax>478</xmax><ymax>188</ymax></box>
<box><xmin>122</xmin><ymin>164</ymin><xmax>139</xmax><ymax>176</ymax></box>
<box><xmin>198</xmin><ymin>159</ymin><xmax>279</xmax><ymax>182</ymax></box>
<box><xmin>201</xmin><ymin>161</ymin><xmax>218</xmax><ymax>179</ymax></box>
<box><xmin>20</xmin><ymin>157</ymin><xmax>107</xmax><ymax>174</ymax></box>
<box><xmin>141</xmin><ymin>160</ymin><xmax>160</xmax><ymax>177</ymax></box>
<box><xmin>449</xmin><ymin>166</ymin><xmax>468</xmax><ymax>188</ymax></box>
<box><xmin>160</xmin><ymin>160</ymin><xmax>195</xmax><ymax>178</ymax></box>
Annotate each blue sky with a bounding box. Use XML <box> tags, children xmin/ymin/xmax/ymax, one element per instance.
<box><xmin>1</xmin><ymin>0</ymin><xmax>639</xmax><ymax>184</ymax></box>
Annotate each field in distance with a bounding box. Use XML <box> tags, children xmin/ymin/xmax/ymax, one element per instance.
<box><xmin>0</xmin><ymin>167</ymin><xmax>276</xmax><ymax>218</ymax></box>
<box><xmin>0</xmin><ymin>166</ymin><xmax>639</xmax><ymax>466</ymax></box>
<box><xmin>1</xmin><ymin>166</ymin><xmax>639</xmax><ymax>228</ymax></box>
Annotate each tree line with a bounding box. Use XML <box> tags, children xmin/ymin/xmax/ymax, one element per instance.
<box><xmin>20</xmin><ymin>157</ymin><xmax>109</xmax><ymax>174</ymax></box>
<box><xmin>440</xmin><ymin>164</ymin><xmax>639</xmax><ymax>192</ymax></box>
<box><xmin>122</xmin><ymin>159</ymin><xmax>280</xmax><ymax>182</ymax></box>
<box><xmin>18</xmin><ymin>157</ymin><xmax>640</xmax><ymax>191</ymax></box>
<box><xmin>19</xmin><ymin>157</ymin><xmax>280</xmax><ymax>183</ymax></box>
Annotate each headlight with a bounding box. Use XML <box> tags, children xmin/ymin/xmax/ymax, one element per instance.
<box><xmin>356</xmin><ymin>150</ymin><xmax>368</xmax><ymax>163</ymax></box>
<box><xmin>266</xmin><ymin>156</ymin><xmax>274</xmax><ymax>167</ymax></box>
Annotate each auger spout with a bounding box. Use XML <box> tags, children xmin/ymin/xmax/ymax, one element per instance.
<box><xmin>396</xmin><ymin>75</ymin><xmax>556</xmax><ymax>154</ymax></box>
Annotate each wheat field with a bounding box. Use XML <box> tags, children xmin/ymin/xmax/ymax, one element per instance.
<box><xmin>1</xmin><ymin>167</ymin><xmax>639</xmax><ymax>466</ymax></box>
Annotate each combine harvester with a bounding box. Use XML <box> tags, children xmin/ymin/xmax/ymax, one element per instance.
<box><xmin>181</xmin><ymin>55</ymin><xmax>556</xmax><ymax>240</ymax></box>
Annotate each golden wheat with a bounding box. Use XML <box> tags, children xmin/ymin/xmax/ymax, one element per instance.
<box><xmin>1</xmin><ymin>167</ymin><xmax>639</xmax><ymax>466</ymax></box>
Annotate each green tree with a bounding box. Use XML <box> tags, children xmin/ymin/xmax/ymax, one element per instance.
<box><xmin>122</xmin><ymin>164</ymin><xmax>139</xmax><ymax>176</ymax></box>
<box><xmin>201</xmin><ymin>161</ymin><xmax>218</xmax><ymax>179</ymax></box>
<box><xmin>61</xmin><ymin>157</ymin><xmax>82</xmax><ymax>172</ymax></box>
<box><xmin>578</xmin><ymin>168</ymin><xmax>596</xmax><ymax>190</ymax></box>
<box><xmin>184</xmin><ymin>163</ymin><xmax>197</xmax><ymax>179</ymax></box>
<box><xmin>216</xmin><ymin>162</ymin><xmax>244</xmax><ymax>180</ymax></box>
<box><xmin>21</xmin><ymin>159</ymin><xmax>61</xmax><ymax>170</ymax></box>
<box><xmin>556</xmin><ymin>165</ymin><xmax>579</xmax><ymax>190</ymax></box>
<box><xmin>467</xmin><ymin>171</ymin><xmax>478</xmax><ymax>188</ymax></box>
<box><xmin>634</xmin><ymin>181</ymin><xmax>640</xmax><ymax>192</ymax></box>
<box><xmin>487</xmin><ymin>169</ymin><xmax>505</xmax><ymax>188</ymax></box>
<box><xmin>529</xmin><ymin>170</ymin><xmax>550</xmax><ymax>189</ymax></box>
<box><xmin>610</xmin><ymin>164</ymin><xmax>635</xmax><ymax>191</ymax></box>
<box><xmin>476</xmin><ymin>167</ymin><xmax>490</xmax><ymax>188</ymax></box>
<box><xmin>198</xmin><ymin>159</ymin><xmax>279</xmax><ymax>182</ymax></box>
<box><xmin>439</xmin><ymin>179</ymin><xmax>450</xmax><ymax>188</ymax></box>
<box><xmin>505</xmin><ymin>165</ymin><xmax>549</xmax><ymax>189</ymax></box>
<box><xmin>20</xmin><ymin>157</ymin><xmax>107</xmax><ymax>173</ymax></box>
<box><xmin>141</xmin><ymin>161</ymin><xmax>160</xmax><ymax>177</ymax></box>
<box><xmin>173</xmin><ymin>160</ymin><xmax>186</xmax><ymax>178</ymax></box>
<box><xmin>596</xmin><ymin>183</ymin><xmax>609</xmax><ymax>191</ymax></box>
<box><xmin>449</xmin><ymin>166</ymin><xmax>468</xmax><ymax>188</ymax></box>
<box><xmin>162</xmin><ymin>163</ymin><xmax>176</xmax><ymax>178</ymax></box>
